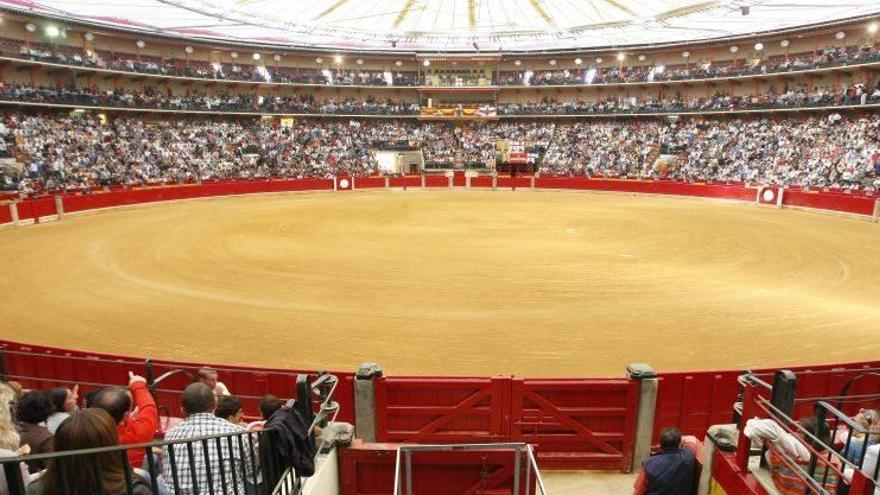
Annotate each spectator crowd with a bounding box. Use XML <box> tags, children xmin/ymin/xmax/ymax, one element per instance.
<box><xmin>0</xmin><ymin>111</ymin><xmax>878</xmax><ymax>194</ymax></box>
<box><xmin>0</xmin><ymin>368</ymin><xmax>293</xmax><ymax>494</ymax></box>
<box><xmin>498</xmin><ymin>83</ymin><xmax>880</xmax><ymax>115</ymax></box>
<box><xmin>499</xmin><ymin>44</ymin><xmax>880</xmax><ymax>86</ymax></box>
<box><xmin>1</xmin><ymin>81</ymin><xmax>878</xmax><ymax>117</ymax></box>
<box><xmin>5</xmin><ymin>36</ymin><xmax>879</xmax><ymax>88</ymax></box>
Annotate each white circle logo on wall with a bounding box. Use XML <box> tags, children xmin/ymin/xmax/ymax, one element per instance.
<box><xmin>339</xmin><ymin>179</ymin><xmax>350</xmax><ymax>189</ymax></box>
<box><xmin>762</xmin><ymin>189</ymin><xmax>775</xmax><ymax>202</ymax></box>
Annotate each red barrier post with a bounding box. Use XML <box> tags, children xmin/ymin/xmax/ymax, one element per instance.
<box><xmin>734</xmin><ymin>381</ymin><xmax>757</xmax><ymax>471</ymax></box>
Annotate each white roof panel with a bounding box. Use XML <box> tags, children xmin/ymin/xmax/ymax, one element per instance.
<box><xmin>3</xmin><ymin>0</ymin><xmax>880</xmax><ymax>51</ymax></box>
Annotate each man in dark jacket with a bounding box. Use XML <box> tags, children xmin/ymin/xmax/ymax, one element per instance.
<box><xmin>633</xmin><ymin>427</ymin><xmax>702</xmax><ymax>495</ymax></box>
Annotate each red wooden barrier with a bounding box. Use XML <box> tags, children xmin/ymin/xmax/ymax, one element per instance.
<box><xmin>425</xmin><ymin>175</ymin><xmax>449</xmax><ymax>188</ymax></box>
<box><xmin>470</xmin><ymin>176</ymin><xmax>494</xmax><ymax>188</ymax></box>
<box><xmin>497</xmin><ymin>177</ymin><xmax>531</xmax><ymax>189</ymax></box>
<box><xmin>0</xmin><ymin>340</ymin><xmax>355</xmax><ymax>424</ymax></box>
<box><xmin>510</xmin><ymin>378</ymin><xmax>638</xmax><ymax>470</ymax></box>
<box><xmin>374</xmin><ymin>376</ymin><xmax>511</xmax><ymax>443</ymax></box>
<box><xmin>61</xmin><ymin>179</ymin><xmax>334</xmax><ymax>214</ymax></box>
<box><xmin>374</xmin><ymin>376</ymin><xmax>638</xmax><ymax>469</ymax></box>
<box><xmin>3</xmin><ymin>178</ymin><xmax>878</xmax><ymax>226</ymax></box>
<box><xmin>783</xmin><ymin>189</ymin><xmax>875</xmax><ymax>216</ymax></box>
<box><xmin>354</xmin><ymin>177</ymin><xmax>386</xmax><ymax>189</ymax></box>
<box><xmin>0</xmin><ymin>203</ymin><xmax>12</xmax><ymax>224</ymax></box>
<box><xmin>339</xmin><ymin>440</ymin><xmax>534</xmax><ymax>495</ymax></box>
<box><xmin>389</xmin><ymin>176</ymin><xmax>421</xmax><ymax>188</ymax></box>
<box><xmin>654</xmin><ymin>360</ymin><xmax>880</xmax><ymax>440</ymax></box>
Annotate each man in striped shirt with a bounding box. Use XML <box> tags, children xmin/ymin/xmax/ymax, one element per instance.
<box><xmin>159</xmin><ymin>382</ymin><xmax>257</xmax><ymax>495</ymax></box>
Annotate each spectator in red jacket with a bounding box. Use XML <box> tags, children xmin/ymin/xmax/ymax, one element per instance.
<box><xmin>92</xmin><ymin>372</ymin><xmax>158</xmax><ymax>469</ymax></box>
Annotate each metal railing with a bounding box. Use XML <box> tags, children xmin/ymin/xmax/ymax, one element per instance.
<box><xmin>392</xmin><ymin>443</ymin><xmax>547</xmax><ymax>495</ymax></box>
<box><xmin>1</xmin><ymin>428</ymin><xmax>275</xmax><ymax>495</ymax></box>
<box><xmin>1</xmin><ymin>372</ymin><xmax>339</xmax><ymax>495</ymax></box>
<box><xmin>735</xmin><ymin>371</ymin><xmax>880</xmax><ymax>495</ymax></box>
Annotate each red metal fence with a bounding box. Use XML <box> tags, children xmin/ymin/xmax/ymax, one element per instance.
<box><xmin>374</xmin><ymin>375</ymin><xmax>639</xmax><ymax>470</ymax></box>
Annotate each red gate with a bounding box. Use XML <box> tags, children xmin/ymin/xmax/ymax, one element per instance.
<box><xmin>374</xmin><ymin>377</ymin><xmax>511</xmax><ymax>443</ymax></box>
<box><xmin>510</xmin><ymin>378</ymin><xmax>638</xmax><ymax>470</ymax></box>
<box><xmin>373</xmin><ymin>375</ymin><xmax>638</xmax><ymax>470</ymax></box>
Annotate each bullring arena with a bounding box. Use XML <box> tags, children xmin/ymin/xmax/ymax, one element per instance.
<box><xmin>2</xmin><ymin>188</ymin><xmax>880</xmax><ymax>377</ymax></box>
<box><xmin>2</xmin><ymin>1</ymin><xmax>880</xmax><ymax>494</ymax></box>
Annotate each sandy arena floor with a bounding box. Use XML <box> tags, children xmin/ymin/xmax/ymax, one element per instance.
<box><xmin>1</xmin><ymin>189</ymin><xmax>879</xmax><ymax>377</ymax></box>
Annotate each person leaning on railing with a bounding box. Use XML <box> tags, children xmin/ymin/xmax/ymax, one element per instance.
<box><xmin>91</xmin><ymin>372</ymin><xmax>159</xmax><ymax>471</ymax></box>
<box><xmin>25</xmin><ymin>408</ymin><xmax>153</xmax><ymax>495</ymax></box>
<box><xmin>744</xmin><ymin>416</ymin><xmax>842</xmax><ymax>495</ymax></box>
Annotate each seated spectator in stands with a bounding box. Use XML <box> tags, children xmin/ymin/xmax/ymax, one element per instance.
<box><xmin>1</xmin><ymin>381</ymin><xmax>22</xmax><ymax>403</ymax></box>
<box><xmin>633</xmin><ymin>426</ymin><xmax>701</xmax><ymax>495</ymax></box>
<box><xmin>844</xmin><ymin>442</ymin><xmax>880</xmax><ymax>494</ymax></box>
<box><xmin>45</xmin><ymin>385</ymin><xmax>78</xmax><ymax>434</ymax></box>
<box><xmin>1</xmin><ymin>382</ymin><xmax>32</xmax><ymax>493</ymax></box>
<box><xmin>160</xmin><ymin>382</ymin><xmax>253</xmax><ymax>495</ymax></box>
<box><xmin>196</xmin><ymin>367</ymin><xmax>230</xmax><ymax>396</ymax></box>
<box><xmin>745</xmin><ymin>417</ymin><xmax>842</xmax><ymax>495</ymax></box>
<box><xmin>247</xmin><ymin>394</ymin><xmax>283</xmax><ymax>432</ymax></box>
<box><xmin>214</xmin><ymin>395</ymin><xmax>244</xmax><ymax>426</ymax></box>
<box><xmin>26</xmin><ymin>408</ymin><xmax>153</xmax><ymax>495</ymax></box>
<box><xmin>16</xmin><ymin>391</ymin><xmax>53</xmax><ymax>473</ymax></box>
<box><xmin>839</xmin><ymin>409</ymin><xmax>880</xmax><ymax>463</ymax></box>
<box><xmin>92</xmin><ymin>372</ymin><xmax>158</xmax><ymax>469</ymax></box>
<box><xmin>82</xmin><ymin>388</ymin><xmax>101</xmax><ymax>409</ymax></box>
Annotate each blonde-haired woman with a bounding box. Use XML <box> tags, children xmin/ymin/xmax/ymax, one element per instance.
<box><xmin>0</xmin><ymin>381</ymin><xmax>31</xmax><ymax>495</ymax></box>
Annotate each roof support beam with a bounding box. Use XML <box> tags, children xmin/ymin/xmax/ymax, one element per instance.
<box><xmin>393</xmin><ymin>0</ymin><xmax>418</xmax><ymax>29</ymax></box>
<box><xmin>598</xmin><ymin>0</ymin><xmax>636</xmax><ymax>16</ymax></box>
<box><xmin>468</xmin><ymin>0</ymin><xmax>477</xmax><ymax>28</ymax></box>
<box><xmin>528</xmin><ymin>0</ymin><xmax>555</xmax><ymax>28</ymax></box>
<box><xmin>314</xmin><ymin>0</ymin><xmax>350</xmax><ymax>20</ymax></box>
<box><xmin>656</xmin><ymin>0</ymin><xmax>721</xmax><ymax>20</ymax></box>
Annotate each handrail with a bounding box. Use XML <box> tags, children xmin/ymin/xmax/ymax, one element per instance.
<box><xmin>735</xmin><ymin>371</ymin><xmax>879</xmax><ymax>495</ymax></box>
<box><xmin>393</xmin><ymin>442</ymin><xmax>547</xmax><ymax>495</ymax></box>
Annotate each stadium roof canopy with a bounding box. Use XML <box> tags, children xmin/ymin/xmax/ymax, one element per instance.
<box><xmin>3</xmin><ymin>0</ymin><xmax>880</xmax><ymax>52</ymax></box>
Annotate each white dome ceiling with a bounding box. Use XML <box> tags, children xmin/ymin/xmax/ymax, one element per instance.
<box><xmin>4</xmin><ymin>0</ymin><xmax>880</xmax><ymax>51</ymax></box>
